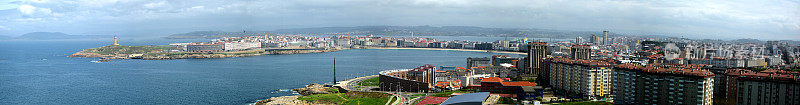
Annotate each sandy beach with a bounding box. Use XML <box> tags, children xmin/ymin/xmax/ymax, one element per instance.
<box><xmin>366</xmin><ymin>47</ymin><xmax>526</xmax><ymax>55</ymax></box>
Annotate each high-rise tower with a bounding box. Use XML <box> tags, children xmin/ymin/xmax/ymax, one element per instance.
<box><xmin>113</xmin><ymin>35</ymin><xmax>119</xmax><ymax>45</ymax></box>
<box><xmin>571</xmin><ymin>45</ymin><xmax>592</xmax><ymax>60</ymax></box>
<box><xmin>603</xmin><ymin>30</ymin><xmax>609</xmax><ymax>45</ymax></box>
<box><xmin>528</xmin><ymin>42</ymin><xmax>548</xmax><ymax>76</ymax></box>
<box><xmin>590</xmin><ymin>34</ymin><xmax>599</xmax><ymax>45</ymax></box>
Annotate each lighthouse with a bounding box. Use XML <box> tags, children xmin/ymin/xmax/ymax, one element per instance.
<box><xmin>113</xmin><ymin>34</ymin><xmax>119</xmax><ymax>45</ymax></box>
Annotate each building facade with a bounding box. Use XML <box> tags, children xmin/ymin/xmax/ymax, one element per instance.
<box><xmin>186</xmin><ymin>43</ymin><xmax>224</xmax><ymax>52</ymax></box>
<box><xmin>548</xmin><ymin>58</ymin><xmax>613</xmax><ymax>99</ymax></box>
<box><xmin>570</xmin><ymin>45</ymin><xmax>591</xmax><ymax>60</ymax></box>
<box><xmin>223</xmin><ymin>42</ymin><xmax>260</xmax><ymax>51</ymax></box>
<box><xmin>379</xmin><ymin>69</ymin><xmax>430</xmax><ymax>92</ymax></box>
<box><xmin>467</xmin><ymin>57</ymin><xmax>491</xmax><ymax>69</ymax></box>
<box><xmin>528</xmin><ymin>42</ymin><xmax>548</xmax><ymax>77</ymax></box>
<box><xmin>612</xmin><ymin>63</ymin><xmax>715</xmax><ymax>105</ymax></box>
<box><xmin>721</xmin><ymin>69</ymin><xmax>800</xmax><ymax>105</ymax></box>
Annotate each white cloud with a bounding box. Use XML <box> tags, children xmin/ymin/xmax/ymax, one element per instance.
<box><xmin>18</xmin><ymin>5</ymin><xmax>51</xmax><ymax>16</ymax></box>
<box><xmin>143</xmin><ymin>1</ymin><xmax>167</xmax><ymax>9</ymax></box>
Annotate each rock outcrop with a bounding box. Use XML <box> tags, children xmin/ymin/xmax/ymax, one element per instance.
<box><xmin>293</xmin><ymin>83</ymin><xmax>337</xmax><ymax>96</ymax></box>
<box><xmin>254</xmin><ymin>96</ymin><xmax>315</xmax><ymax>105</ymax></box>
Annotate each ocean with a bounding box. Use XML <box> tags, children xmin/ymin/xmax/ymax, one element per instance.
<box><xmin>0</xmin><ymin>38</ymin><xmax>521</xmax><ymax>105</ymax></box>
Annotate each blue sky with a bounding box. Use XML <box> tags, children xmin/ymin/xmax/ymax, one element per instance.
<box><xmin>0</xmin><ymin>0</ymin><xmax>798</xmax><ymax>40</ymax></box>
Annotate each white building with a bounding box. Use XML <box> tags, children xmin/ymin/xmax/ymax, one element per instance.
<box><xmin>224</xmin><ymin>42</ymin><xmax>260</xmax><ymax>51</ymax></box>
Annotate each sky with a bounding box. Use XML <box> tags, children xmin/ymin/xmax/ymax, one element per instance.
<box><xmin>0</xmin><ymin>0</ymin><xmax>798</xmax><ymax>40</ymax></box>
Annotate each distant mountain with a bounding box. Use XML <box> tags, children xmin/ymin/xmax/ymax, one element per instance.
<box><xmin>16</xmin><ymin>32</ymin><xmax>109</xmax><ymax>40</ymax></box>
<box><xmin>17</xmin><ymin>32</ymin><xmax>71</xmax><ymax>39</ymax></box>
<box><xmin>164</xmin><ymin>31</ymin><xmax>250</xmax><ymax>39</ymax></box>
<box><xmin>732</xmin><ymin>38</ymin><xmax>764</xmax><ymax>44</ymax></box>
<box><xmin>167</xmin><ymin>26</ymin><xmax>621</xmax><ymax>39</ymax></box>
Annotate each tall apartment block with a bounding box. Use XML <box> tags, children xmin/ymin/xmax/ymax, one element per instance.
<box><xmin>548</xmin><ymin>58</ymin><xmax>613</xmax><ymax>99</ymax></box>
<box><xmin>603</xmin><ymin>30</ymin><xmax>609</xmax><ymax>45</ymax></box>
<box><xmin>612</xmin><ymin>63</ymin><xmax>714</xmax><ymax>105</ymax></box>
<box><xmin>467</xmin><ymin>57</ymin><xmax>491</xmax><ymax>69</ymax></box>
<box><xmin>528</xmin><ymin>42</ymin><xmax>548</xmax><ymax>77</ymax></box>
<box><xmin>720</xmin><ymin>69</ymin><xmax>799</xmax><ymax>105</ymax></box>
<box><xmin>571</xmin><ymin>45</ymin><xmax>591</xmax><ymax>60</ymax></box>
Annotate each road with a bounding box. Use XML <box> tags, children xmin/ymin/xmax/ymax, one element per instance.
<box><xmin>338</xmin><ymin>75</ymin><xmax>412</xmax><ymax>105</ymax></box>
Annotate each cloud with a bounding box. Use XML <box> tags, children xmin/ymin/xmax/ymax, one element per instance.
<box><xmin>0</xmin><ymin>0</ymin><xmax>797</xmax><ymax>40</ymax></box>
<box><xmin>18</xmin><ymin>5</ymin><xmax>44</xmax><ymax>15</ymax></box>
<box><xmin>143</xmin><ymin>1</ymin><xmax>167</xmax><ymax>9</ymax></box>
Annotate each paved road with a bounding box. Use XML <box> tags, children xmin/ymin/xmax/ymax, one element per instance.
<box><xmin>339</xmin><ymin>75</ymin><xmax>412</xmax><ymax>105</ymax></box>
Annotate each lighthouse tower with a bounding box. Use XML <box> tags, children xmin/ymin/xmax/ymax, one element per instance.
<box><xmin>113</xmin><ymin>35</ymin><xmax>119</xmax><ymax>45</ymax></box>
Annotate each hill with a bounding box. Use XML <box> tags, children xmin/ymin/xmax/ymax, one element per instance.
<box><xmin>166</xmin><ymin>26</ymin><xmax>622</xmax><ymax>39</ymax></box>
<box><xmin>16</xmin><ymin>32</ymin><xmax>109</xmax><ymax>40</ymax></box>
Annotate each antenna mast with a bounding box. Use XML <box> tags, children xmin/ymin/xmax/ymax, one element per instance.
<box><xmin>333</xmin><ymin>57</ymin><xmax>336</xmax><ymax>84</ymax></box>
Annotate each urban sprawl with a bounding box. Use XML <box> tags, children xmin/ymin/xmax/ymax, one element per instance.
<box><xmin>167</xmin><ymin>31</ymin><xmax>799</xmax><ymax>105</ymax></box>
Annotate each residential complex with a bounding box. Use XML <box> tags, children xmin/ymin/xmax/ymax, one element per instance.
<box><xmin>528</xmin><ymin>42</ymin><xmax>548</xmax><ymax>77</ymax></box>
<box><xmin>547</xmin><ymin>58</ymin><xmax>613</xmax><ymax>100</ymax></box>
<box><xmin>719</xmin><ymin>69</ymin><xmax>800</xmax><ymax>105</ymax></box>
<box><xmin>612</xmin><ymin>63</ymin><xmax>715</xmax><ymax>105</ymax></box>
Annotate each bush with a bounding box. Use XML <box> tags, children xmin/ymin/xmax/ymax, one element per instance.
<box><xmin>498</xmin><ymin>97</ymin><xmax>517</xmax><ymax>104</ymax></box>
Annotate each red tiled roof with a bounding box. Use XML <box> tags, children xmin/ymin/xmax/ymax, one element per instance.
<box><xmin>528</xmin><ymin>42</ymin><xmax>547</xmax><ymax>45</ymax></box>
<box><xmin>493</xmin><ymin>94</ymin><xmax>517</xmax><ymax>97</ymax></box>
<box><xmin>500</xmin><ymin>81</ymin><xmax>537</xmax><ymax>86</ymax></box>
<box><xmin>615</xmin><ymin>63</ymin><xmax>714</xmax><ymax>78</ymax></box>
<box><xmin>726</xmin><ymin>69</ymin><xmax>799</xmax><ymax>83</ymax></box>
<box><xmin>550</xmin><ymin>58</ymin><xmax>613</xmax><ymax>67</ymax></box>
<box><xmin>480</xmin><ymin>77</ymin><xmax>505</xmax><ymax>82</ymax></box>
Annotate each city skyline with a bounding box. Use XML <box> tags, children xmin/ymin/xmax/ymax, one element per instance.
<box><xmin>0</xmin><ymin>0</ymin><xmax>798</xmax><ymax>40</ymax></box>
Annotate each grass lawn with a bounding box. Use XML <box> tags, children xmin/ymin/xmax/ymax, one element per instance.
<box><xmin>298</xmin><ymin>92</ymin><xmax>391</xmax><ymax>105</ymax></box>
<box><xmin>357</xmin><ymin>77</ymin><xmax>379</xmax><ymax>86</ymax></box>
<box><xmin>86</xmin><ymin>45</ymin><xmax>179</xmax><ymax>55</ymax></box>
<box><xmin>554</xmin><ymin>101</ymin><xmax>613</xmax><ymax>105</ymax></box>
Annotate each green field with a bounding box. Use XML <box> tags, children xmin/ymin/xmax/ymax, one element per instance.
<box><xmin>83</xmin><ymin>45</ymin><xmax>179</xmax><ymax>55</ymax></box>
<box><xmin>297</xmin><ymin>92</ymin><xmax>390</xmax><ymax>105</ymax></box>
<box><xmin>357</xmin><ymin>77</ymin><xmax>379</xmax><ymax>86</ymax></box>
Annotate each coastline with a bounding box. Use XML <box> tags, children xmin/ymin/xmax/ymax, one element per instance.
<box><xmin>68</xmin><ymin>45</ymin><xmax>338</xmax><ymax>60</ymax></box>
<box><xmin>253</xmin><ymin>75</ymin><xmax>380</xmax><ymax>105</ymax></box>
<box><xmin>69</xmin><ymin>45</ymin><xmax>525</xmax><ymax>61</ymax></box>
<box><xmin>364</xmin><ymin>47</ymin><xmax>527</xmax><ymax>55</ymax></box>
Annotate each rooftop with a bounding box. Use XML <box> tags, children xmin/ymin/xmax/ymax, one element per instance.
<box><xmin>726</xmin><ymin>69</ymin><xmax>800</xmax><ymax>83</ymax></box>
<box><xmin>439</xmin><ymin>92</ymin><xmax>490</xmax><ymax>105</ymax></box>
<box><xmin>500</xmin><ymin>81</ymin><xmax>537</xmax><ymax>87</ymax></box>
<box><xmin>528</xmin><ymin>42</ymin><xmax>547</xmax><ymax>45</ymax></box>
<box><xmin>480</xmin><ymin>77</ymin><xmax>506</xmax><ymax>82</ymax></box>
<box><xmin>614</xmin><ymin>63</ymin><xmax>714</xmax><ymax>78</ymax></box>
<box><xmin>549</xmin><ymin>58</ymin><xmax>613</xmax><ymax>67</ymax></box>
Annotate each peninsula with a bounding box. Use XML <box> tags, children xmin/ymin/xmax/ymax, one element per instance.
<box><xmin>70</xmin><ymin>34</ymin><xmax>535</xmax><ymax>60</ymax></box>
<box><xmin>68</xmin><ymin>45</ymin><xmax>337</xmax><ymax>60</ymax></box>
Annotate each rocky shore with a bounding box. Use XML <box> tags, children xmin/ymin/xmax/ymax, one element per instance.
<box><xmin>254</xmin><ymin>83</ymin><xmax>339</xmax><ymax>105</ymax></box>
<box><xmin>254</xmin><ymin>96</ymin><xmax>316</xmax><ymax>105</ymax></box>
